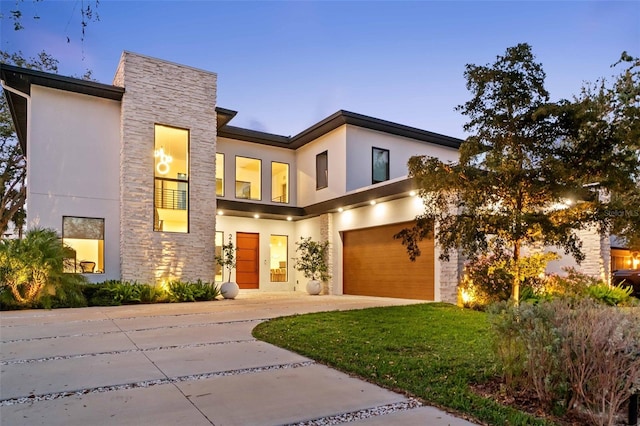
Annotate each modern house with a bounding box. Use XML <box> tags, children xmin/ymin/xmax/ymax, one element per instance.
<box><xmin>0</xmin><ymin>52</ymin><xmax>613</xmax><ymax>302</ymax></box>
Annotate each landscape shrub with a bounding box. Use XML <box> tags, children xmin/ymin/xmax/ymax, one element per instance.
<box><xmin>166</xmin><ymin>280</ymin><xmax>220</xmax><ymax>302</ymax></box>
<box><xmin>489</xmin><ymin>299</ymin><xmax>640</xmax><ymax>425</ymax></box>
<box><xmin>586</xmin><ymin>283</ymin><xmax>634</xmax><ymax>306</ymax></box>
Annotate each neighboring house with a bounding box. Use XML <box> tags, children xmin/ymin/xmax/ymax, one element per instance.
<box><xmin>0</xmin><ymin>52</ymin><xmax>612</xmax><ymax>302</ymax></box>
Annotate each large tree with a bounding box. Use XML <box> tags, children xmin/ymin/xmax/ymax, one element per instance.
<box><xmin>1</xmin><ymin>51</ymin><xmax>59</xmax><ymax>235</ymax></box>
<box><xmin>395</xmin><ymin>44</ymin><xmax>639</xmax><ymax>302</ymax></box>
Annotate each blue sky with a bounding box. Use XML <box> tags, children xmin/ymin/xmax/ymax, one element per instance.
<box><xmin>1</xmin><ymin>0</ymin><xmax>638</xmax><ymax>138</ymax></box>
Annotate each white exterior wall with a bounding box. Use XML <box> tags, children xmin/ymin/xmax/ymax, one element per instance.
<box><xmin>345</xmin><ymin>126</ymin><xmax>459</xmax><ymax>192</ymax></box>
<box><xmin>215</xmin><ymin>215</ymin><xmax>297</xmax><ymax>291</ymax></box>
<box><xmin>296</xmin><ymin>127</ymin><xmax>346</xmax><ymax>206</ymax></box>
<box><xmin>217</xmin><ymin>137</ymin><xmax>296</xmax><ymax>206</ymax></box>
<box><xmin>28</xmin><ymin>85</ymin><xmax>121</xmax><ymax>282</ymax></box>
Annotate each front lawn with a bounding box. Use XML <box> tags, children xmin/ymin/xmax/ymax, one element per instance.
<box><xmin>252</xmin><ymin>303</ymin><xmax>555</xmax><ymax>426</ymax></box>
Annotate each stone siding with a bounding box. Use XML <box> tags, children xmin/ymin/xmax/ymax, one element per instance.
<box><xmin>114</xmin><ymin>52</ymin><xmax>217</xmax><ymax>284</ymax></box>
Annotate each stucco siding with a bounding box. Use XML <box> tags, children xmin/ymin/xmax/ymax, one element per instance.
<box><xmin>28</xmin><ymin>85</ymin><xmax>121</xmax><ymax>281</ymax></box>
<box><xmin>345</xmin><ymin>125</ymin><xmax>459</xmax><ymax>192</ymax></box>
<box><xmin>296</xmin><ymin>126</ymin><xmax>346</xmax><ymax>206</ymax></box>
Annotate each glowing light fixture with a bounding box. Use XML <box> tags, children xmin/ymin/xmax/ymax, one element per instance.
<box><xmin>217</xmin><ymin>210</ymin><xmax>224</xmax><ymax>216</ymax></box>
<box><xmin>253</xmin><ymin>214</ymin><xmax>260</xmax><ymax>219</ymax></box>
<box><xmin>370</xmin><ymin>200</ymin><xmax>376</xmax><ymax>206</ymax></box>
<box><xmin>286</xmin><ymin>216</ymin><xmax>292</xmax><ymax>221</ymax></box>
<box><xmin>154</xmin><ymin>147</ymin><xmax>173</xmax><ymax>175</ymax></box>
<box><xmin>409</xmin><ymin>191</ymin><xmax>416</xmax><ymax>197</ymax></box>
<box><xmin>338</xmin><ymin>207</ymin><xmax>344</xmax><ymax>213</ymax></box>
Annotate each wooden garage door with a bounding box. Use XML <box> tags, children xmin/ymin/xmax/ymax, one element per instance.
<box><xmin>343</xmin><ymin>222</ymin><xmax>434</xmax><ymax>300</ymax></box>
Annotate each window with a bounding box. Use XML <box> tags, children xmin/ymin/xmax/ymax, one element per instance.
<box><xmin>372</xmin><ymin>147</ymin><xmax>390</xmax><ymax>184</ymax></box>
<box><xmin>235</xmin><ymin>157</ymin><xmax>261</xmax><ymax>200</ymax></box>
<box><xmin>216</xmin><ymin>153</ymin><xmax>224</xmax><ymax>197</ymax></box>
<box><xmin>271</xmin><ymin>162</ymin><xmax>289</xmax><ymax>203</ymax></box>
<box><xmin>270</xmin><ymin>235</ymin><xmax>288</xmax><ymax>282</ymax></box>
<box><xmin>215</xmin><ymin>231</ymin><xmax>224</xmax><ymax>281</ymax></box>
<box><xmin>316</xmin><ymin>151</ymin><xmax>328</xmax><ymax>189</ymax></box>
<box><xmin>63</xmin><ymin>217</ymin><xmax>105</xmax><ymax>274</ymax></box>
<box><xmin>154</xmin><ymin>124</ymin><xmax>189</xmax><ymax>233</ymax></box>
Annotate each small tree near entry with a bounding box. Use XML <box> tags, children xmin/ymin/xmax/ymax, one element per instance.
<box><xmin>395</xmin><ymin>43</ymin><xmax>637</xmax><ymax>304</ymax></box>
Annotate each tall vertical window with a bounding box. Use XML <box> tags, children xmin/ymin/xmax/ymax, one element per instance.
<box><xmin>372</xmin><ymin>147</ymin><xmax>390</xmax><ymax>184</ymax></box>
<box><xmin>316</xmin><ymin>151</ymin><xmax>328</xmax><ymax>189</ymax></box>
<box><xmin>216</xmin><ymin>153</ymin><xmax>224</xmax><ymax>197</ymax></box>
<box><xmin>271</xmin><ymin>162</ymin><xmax>289</xmax><ymax>203</ymax></box>
<box><xmin>154</xmin><ymin>124</ymin><xmax>189</xmax><ymax>233</ymax></box>
<box><xmin>63</xmin><ymin>217</ymin><xmax>104</xmax><ymax>274</ymax></box>
<box><xmin>235</xmin><ymin>156</ymin><xmax>261</xmax><ymax>200</ymax></box>
<box><xmin>270</xmin><ymin>235</ymin><xmax>288</xmax><ymax>282</ymax></box>
<box><xmin>215</xmin><ymin>231</ymin><xmax>224</xmax><ymax>281</ymax></box>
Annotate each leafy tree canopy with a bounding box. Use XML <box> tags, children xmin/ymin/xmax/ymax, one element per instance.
<box><xmin>396</xmin><ymin>43</ymin><xmax>640</xmax><ymax>302</ymax></box>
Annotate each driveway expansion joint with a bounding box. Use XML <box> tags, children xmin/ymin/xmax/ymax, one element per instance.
<box><xmin>0</xmin><ymin>361</ymin><xmax>316</xmax><ymax>406</ymax></box>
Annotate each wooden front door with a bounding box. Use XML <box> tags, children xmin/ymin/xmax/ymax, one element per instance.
<box><xmin>236</xmin><ymin>232</ymin><xmax>259</xmax><ymax>289</ymax></box>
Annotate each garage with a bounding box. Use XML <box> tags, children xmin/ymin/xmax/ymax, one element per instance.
<box><xmin>343</xmin><ymin>221</ymin><xmax>435</xmax><ymax>300</ymax></box>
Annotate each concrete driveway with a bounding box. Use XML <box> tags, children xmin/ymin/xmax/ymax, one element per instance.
<box><xmin>1</xmin><ymin>292</ymin><xmax>478</xmax><ymax>426</ymax></box>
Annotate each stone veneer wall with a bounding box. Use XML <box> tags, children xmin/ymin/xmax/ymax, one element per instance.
<box><xmin>577</xmin><ymin>226</ymin><xmax>611</xmax><ymax>283</ymax></box>
<box><xmin>319</xmin><ymin>213</ymin><xmax>333</xmax><ymax>295</ymax></box>
<box><xmin>113</xmin><ymin>52</ymin><xmax>217</xmax><ymax>284</ymax></box>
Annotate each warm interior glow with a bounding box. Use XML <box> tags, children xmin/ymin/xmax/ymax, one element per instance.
<box><xmin>253</xmin><ymin>214</ymin><xmax>260</xmax><ymax>219</ymax></box>
<box><xmin>236</xmin><ymin>157</ymin><xmax>261</xmax><ymax>200</ymax></box>
<box><xmin>338</xmin><ymin>207</ymin><xmax>344</xmax><ymax>213</ymax></box>
<box><xmin>370</xmin><ymin>200</ymin><xmax>376</xmax><ymax>206</ymax></box>
<box><xmin>271</xmin><ymin>162</ymin><xmax>289</xmax><ymax>203</ymax></box>
<box><xmin>270</xmin><ymin>235</ymin><xmax>288</xmax><ymax>282</ymax></box>
<box><xmin>216</xmin><ymin>153</ymin><xmax>224</xmax><ymax>196</ymax></box>
<box><xmin>409</xmin><ymin>191</ymin><xmax>416</xmax><ymax>197</ymax></box>
<box><xmin>286</xmin><ymin>216</ymin><xmax>292</xmax><ymax>221</ymax></box>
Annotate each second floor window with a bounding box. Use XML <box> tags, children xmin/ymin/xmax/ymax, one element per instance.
<box><xmin>271</xmin><ymin>162</ymin><xmax>289</xmax><ymax>203</ymax></box>
<box><xmin>154</xmin><ymin>124</ymin><xmax>189</xmax><ymax>233</ymax></box>
<box><xmin>216</xmin><ymin>153</ymin><xmax>224</xmax><ymax>196</ymax></box>
<box><xmin>236</xmin><ymin>156</ymin><xmax>261</xmax><ymax>200</ymax></box>
<box><xmin>316</xmin><ymin>151</ymin><xmax>328</xmax><ymax>190</ymax></box>
<box><xmin>372</xmin><ymin>147</ymin><xmax>389</xmax><ymax>184</ymax></box>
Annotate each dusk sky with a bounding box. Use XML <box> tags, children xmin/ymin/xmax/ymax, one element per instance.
<box><xmin>1</xmin><ymin>1</ymin><xmax>638</xmax><ymax>139</ymax></box>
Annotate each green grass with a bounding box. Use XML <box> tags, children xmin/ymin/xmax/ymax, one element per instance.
<box><xmin>252</xmin><ymin>303</ymin><xmax>556</xmax><ymax>426</ymax></box>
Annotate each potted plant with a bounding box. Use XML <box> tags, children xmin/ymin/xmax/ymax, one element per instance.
<box><xmin>215</xmin><ymin>233</ymin><xmax>239</xmax><ymax>299</ymax></box>
<box><xmin>294</xmin><ymin>237</ymin><xmax>330</xmax><ymax>295</ymax></box>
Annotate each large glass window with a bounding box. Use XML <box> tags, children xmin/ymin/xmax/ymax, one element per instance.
<box><xmin>372</xmin><ymin>147</ymin><xmax>390</xmax><ymax>184</ymax></box>
<box><xmin>215</xmin><ymin>231</ymin><xmax>223</xmax><ymax>281</ymax></box>
<box><xmin>235</xmin><ymin>156</ymin><xmax>261</xmax><ymax>200</ymax></box>
<box><xmin>271</xmin><ymin>162</ymin><xmax>289</xmax><ymax>203</ymax></box>
<box><xmin>316</xmin><ymin>151</ymin><xmax>328</xmax><ymax>189</ymax></box>
<box><xmin>270</xmin><ymin>235</ymin><xmax>288</xmax><ymax>282</ymax></box>
<box><xmin>216</xmin><ymin>153</ymin><xmax>224</xmax><ymax>197</ymax></box>
<box><xmin>63</xmin><ymin>217</ymin><xmax>104</xmax><ymax>274</ymax></box>
<box><xmin>154</xmin><ymin>124</ymin><xmax>189</xmax><ymax>233</ymax></box>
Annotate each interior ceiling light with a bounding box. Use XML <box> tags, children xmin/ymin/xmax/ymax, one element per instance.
<box><xmin>217</xmin><ymin>210</ymin><xmax>224</xmax><ymax>215</ymax></box>
<box><xmin>154</xmin><ymin>147</ymin><xmax>172</xmax><ymax>175</ymax></box>
<box><xmin>409</xmin><ymin>191</ymin><xmax>416</xmax><ymax>197</ymax></box>
<box><xmin>338</xmin><ymin>207</ymin><xmax>344</xmax><ymax>213</ymax></box>
<box><xmin>286</xmin><ymin>216</ymin><xmax>292</xmax><ymax>221</ymax></box>
<box><xmin>253</xmin><ymin>214</ymin><xmax>260</xmax><ymax>219</ymax></box>
<box><xmin>370</xmin><ymin>200</ymin><xmax>376</xmax><ymax>206</ymax></box>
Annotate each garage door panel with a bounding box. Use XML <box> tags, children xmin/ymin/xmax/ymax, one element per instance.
<box><xmin>343</xmin><ymin>222</ymin><xmax>434</xmax><ymax>300</ymax></box>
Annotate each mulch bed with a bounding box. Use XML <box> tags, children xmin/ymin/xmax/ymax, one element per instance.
<box><xmin>471</xmin><ymin>377</ymin><xmax>632</xmax><ymax>426</ymax></box>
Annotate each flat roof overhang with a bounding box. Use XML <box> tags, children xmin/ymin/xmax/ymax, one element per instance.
<box><xmin>216</xmin><ymin>178</ymin><xmax>416</xmax><ymax>221</ymax></box>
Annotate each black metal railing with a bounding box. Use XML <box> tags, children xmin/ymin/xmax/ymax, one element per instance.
<box><xmin>155</xmin><ymin>188</ymin><xmax>187</xmax><ymax>210</ymax></box>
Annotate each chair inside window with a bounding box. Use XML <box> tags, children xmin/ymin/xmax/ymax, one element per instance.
<box><xmin>79</xmin><ymin>261</ymin><xmax>96</xmax><ymax>273</ymax></box>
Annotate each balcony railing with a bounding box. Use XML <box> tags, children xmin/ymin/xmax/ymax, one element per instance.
<box><xmin>155</xmin><ymin>188</ymin><xmax>187</xmax><ymax>210</ymax></box>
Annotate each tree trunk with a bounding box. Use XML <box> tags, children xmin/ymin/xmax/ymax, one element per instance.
<box><xmin>512</xmin><ymin>242</ymin><xmax>521</xmax><ymax>305</ymax></box>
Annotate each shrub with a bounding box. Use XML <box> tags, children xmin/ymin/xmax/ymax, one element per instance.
<box><xmin>166</xmin><ymin>280</ymin><xmax>219</xmax><ymax>303</ymax></box>
<box><xmin>460</xmin><ymin>252</ymin><xmax>557</xmax><ymax>309</ymax></box>
<box><xmin>586</xmin><ymin>283</ymin><xmax>634</xmax><ymax>306</ymax></box>
<box><xmin>489</xmin><ymin>299</ymin><xmax>640</xmax><ymax>425</ymax></box>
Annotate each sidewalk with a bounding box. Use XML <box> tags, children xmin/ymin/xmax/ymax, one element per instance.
<box><xmin>1</xmin><ymin>292</ymin><xmax>479</xmax><ymax>425</ymax></box>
